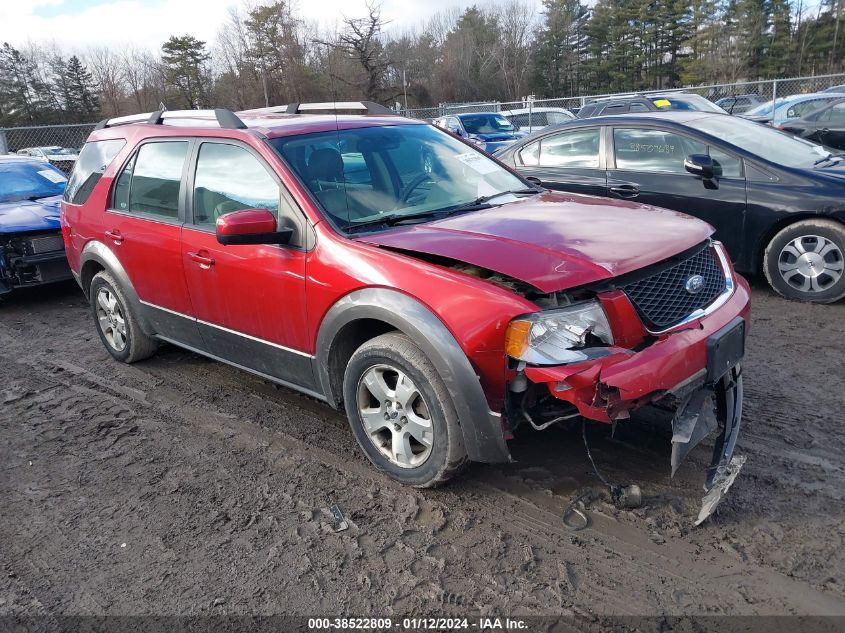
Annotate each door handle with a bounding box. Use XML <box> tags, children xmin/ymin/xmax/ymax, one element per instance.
<box><xmin>188</xmin><ymin>251</ymin><xmax>215</xmax><ymax>269</ymax></box>
<box><xmin>104</xmin><ymin>229</ymin><xmax>123</xmax><ymax>245</ymax></box>
<box><xmin>609</xmin><ymin>184</ymin><xmax>640</xmax><ymax>198</ymax></box>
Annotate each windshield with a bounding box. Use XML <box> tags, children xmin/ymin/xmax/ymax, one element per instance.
<box><xmin>0</xmin><ymin>161</ymin><xmax>67</xmax><ymax>203</ymax></box>
<box><xmin>745</xmin><ymin>97</ymin><xmax>795</xmax><ymax>117</ymax></box>
<box><xmin>692</xmin><ymin>116</ymin><xmax>836</xmax><ymax>168</ymax></box>
<box><xmin>270</xmin><ymin>123</ymin><xmax>526</xmax><ymax>230</ymax></box>
<box><xmin>459</xmin><ymin>114</ymin><xmax>515</xmax><ymax>134</ymax></box>
<box><xmin>655</xmin><ymin>95</ymin><xmax>725</xmax><ymax>113</ymax></box>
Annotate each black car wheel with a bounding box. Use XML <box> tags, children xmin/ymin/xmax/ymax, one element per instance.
<box><xmin>342</xmin><ymin>332</ymin><xmax>467</xmax><ymax>487</ymax></box>
<box><xmin>90</xmin><ymin>271</ymin><xmax>159</xmax><ymax>362</ymax></box>
<box><xmin>764</xmin><ymin>219</ymin><xmax>845</xmax><ymax>303</ymax></box>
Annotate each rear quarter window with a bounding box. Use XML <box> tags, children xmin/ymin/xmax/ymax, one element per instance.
<box><xmin>63</xmin><ymin>139</ymin><xmax>126</xmax><ymax>205</ymax></box>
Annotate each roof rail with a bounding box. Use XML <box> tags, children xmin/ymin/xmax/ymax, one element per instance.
<box><xmin>283</xmin><ymin>101</ymin><xmax>394</xmax><ymax>115</ymax></box>
<box><xmin>94</xmin><ymin>108</ymin><xmax>248</xmax><ymax>130</ymax></box>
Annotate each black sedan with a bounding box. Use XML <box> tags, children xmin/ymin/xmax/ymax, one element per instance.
<box><xmin>780</xmin><ymin>98</ymin><xmax>845</xmax><ymax>151</ymax></box>
<box><xmin>496</xmin><ymin>112</ymin><xmax>845</xmax><ymax>303</ymax></box>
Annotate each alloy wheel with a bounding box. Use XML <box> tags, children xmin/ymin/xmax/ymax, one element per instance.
<box><xmin>777</xmin><ymin>234</ymin><xmax>844</xmax><ymax>294</ymax></box>
<box><xmin>96</xmin><ymin>287</ymin><xmax>127</xmax><ymax>352</ymax></box>
<box><xmin>356</xmin><ymin>364</ymin><xmax>434</xmax><ymax>469</ymax></box>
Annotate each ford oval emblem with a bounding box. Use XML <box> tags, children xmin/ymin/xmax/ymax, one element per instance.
<box><xmin>685</xmin><ymin>274</ymin><xmax>706</xmax><ymax>294</ymax></box>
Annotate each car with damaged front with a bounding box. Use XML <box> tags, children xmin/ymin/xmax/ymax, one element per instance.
<box><xmin>0</xmin><ymin>156</ymin><xmax>73</xmax><ymax>297</ymax></box>
<box><xmin>432</xmin><ymin>112</ymin><xmax>525</xmax><ymax>153</ymax></box>
<box><xmin>61</xmin><ymin>103</ymin><xmax>750</xmax><ymax>524</ymax></box>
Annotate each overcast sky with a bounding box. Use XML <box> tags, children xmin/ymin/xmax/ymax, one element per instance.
<box><xmin>0</xmin><ymin>0</ymin><xmax>544</xmax><ymax>52</ymax></box>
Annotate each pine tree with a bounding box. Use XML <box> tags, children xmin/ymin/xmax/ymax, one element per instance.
<box><xmin>531</xmin><ymin>0</ymin><xmax>589</xmax><ymax>97</ymax></box>
<box><xmin>65</xmin><ymin>55</ymin><xmax>99</xmax><ymax>118</ymax></box>
<box><xmin>161</xmin><ymin>35</ymin><xmax>211</xmax><ymax>109</ymax></box>
<box><xmin>0</xmin><ymin>43</ymin><xmax>43</xmax><ymax>124</ymax></box>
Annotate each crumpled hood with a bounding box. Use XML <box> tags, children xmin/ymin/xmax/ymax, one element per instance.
<box><xmin>356</xmin><ymin>191</ymin><xmax>714</xmax><ymax>292</ymax></box>
<box><xmin>0</xmin><ymin>196</ymin><xmax>62</xmax><ymax>233</ymax></box>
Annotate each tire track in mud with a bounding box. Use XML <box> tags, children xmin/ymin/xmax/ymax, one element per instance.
<box><xmin>1</xmin><ymin>283</ymin><xmax>844</xmax><ymax>616</ymax></box>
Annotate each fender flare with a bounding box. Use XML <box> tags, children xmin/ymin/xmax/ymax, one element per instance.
<box><xmin>315</xmin><ymin>288</ymin><xmax>510</xmax><ymax>464</ymax></box>
<box><xmin>79</xmin><ymin>240</ymin><xmax>153</xmax><ymax>333</ymax></box>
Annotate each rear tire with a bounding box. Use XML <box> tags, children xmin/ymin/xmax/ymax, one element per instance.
<box><xmin>90</xmin><ymin>271</ymin><xmax>158</xmax><ymax>363</ymax></box>
<box><xmin>763</xmin><ymin>219</ymin><xmax>845</xmax><ymax>303</ymax></box>
<box><xmin>342</xmin><ymin>332</ymin><xmax>467</xmax><ymax>487</ymax></box>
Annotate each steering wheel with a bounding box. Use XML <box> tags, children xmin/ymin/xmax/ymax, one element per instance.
<box><xmin>399</xmin><ymin>173</ymin><xmax>434</xmax><ymax>205</ymax></box>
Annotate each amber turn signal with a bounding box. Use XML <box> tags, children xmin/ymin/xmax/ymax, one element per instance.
<box><xmin>505</xmin><ymin>319</ymin><xmax>532</xmax><ymax>359</ymax></box>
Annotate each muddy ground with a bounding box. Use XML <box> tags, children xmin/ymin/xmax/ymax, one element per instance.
<box><xmin>0</xmin><ymin>278</ymin><xmax>843</xmax><ymax>621</ymax></box>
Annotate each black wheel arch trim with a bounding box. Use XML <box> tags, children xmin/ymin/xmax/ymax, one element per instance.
<box><xmin>314</xmin><ymin>288</ymin><xmax>511</xmax><ymax>464</ymax></box>
<box><xmin>78</xmin><ymin>240</ymin><xmax>153</xmax><ymax>334</ymax></box>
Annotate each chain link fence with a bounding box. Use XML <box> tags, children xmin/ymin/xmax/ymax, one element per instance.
<box><xmin>0</xmin><ymin>123</ymin><xmax>97</xmax><ymax>174</ymax></box>
<box><xmin>1</xmin><ymin>72</ymin><xmax>844</xmax><ymax>158</ymax></box>
<box><xmin>399</xmin><ymin>72</ymin><xmax>845</xmax><ymax>121</ymax></box>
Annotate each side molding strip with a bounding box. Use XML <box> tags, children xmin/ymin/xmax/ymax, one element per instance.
<box><xmin>139</xmin><ymin>299</ymin><xmax>315</xmax><ymax>359</ymax></box>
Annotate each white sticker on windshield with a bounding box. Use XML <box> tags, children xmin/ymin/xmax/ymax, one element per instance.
<box><xmin>38</xmin><ymin>169</ymin><xmax>67</xmax><ymax>183</ymax></box>
<box><xmin>454</xmin><ymin>152</ymin><xmax>499</xmax><ymax>175</ymax></box>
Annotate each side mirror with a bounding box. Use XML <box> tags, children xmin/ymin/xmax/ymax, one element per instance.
<box><xmin>786</xmin><ymin>108</ymin><xmax>797</xmax><ymax>119</ymax></box>
<box><xmin>684</xmin><ymin>154</ymin><xmax>715</xmax><ymax>180</ymax></box>
<box><xmin>216</xmin><ymin>208</ymin><xmax>292</xmax><ymax>246</ymax></box>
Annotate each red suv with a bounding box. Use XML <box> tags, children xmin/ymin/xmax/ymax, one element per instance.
<box><xmin>61</xmin><ymin>103</ymin><xmax>750</xmax><ymax>522</ymax></box>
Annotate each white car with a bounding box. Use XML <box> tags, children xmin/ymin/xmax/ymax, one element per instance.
<box><xmin>500</xmin><ymin>107</ymin><xmax>575</xmax><ymax>134</ymax></box>
<box><xmin>16</xmin><ymin>146</ymin><xmax>78</xmax><ymax>174</ymax></box>
<box><xmin>17</xmin><ymin>146</ymin><xmax>79</xmax><ymax>162</ymax></box>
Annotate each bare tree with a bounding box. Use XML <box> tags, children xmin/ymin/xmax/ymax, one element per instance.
<box><xmin>323</xmin><ymin>1</ymin><xmax>395</xmax><ymax>102</ymax></box>
<box><xmin>491</xmin><ymin>1</ymin><xmax>538</xmax><ymax>99</ymax></box>
<box><xmin>85</xmin><ymin>47</ymin><xmax>125</xmax><ymax>116</ymax></box>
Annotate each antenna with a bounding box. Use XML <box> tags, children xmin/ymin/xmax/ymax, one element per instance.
<box><xmin>324</xmin><ymin>38</ymin><xmax>351</xmax><ymax>226</ymax></box>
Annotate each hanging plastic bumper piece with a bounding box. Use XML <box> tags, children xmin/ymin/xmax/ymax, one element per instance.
<box><xmin>671</xmin><ymin>363</ymin><xmax>745</xmax><ymax>525</ymax></box>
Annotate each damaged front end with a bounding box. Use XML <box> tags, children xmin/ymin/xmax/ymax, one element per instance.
<box><xmin>0</xmin><ymin>231</ymin><xmax>72</xmax><ymax>295</ymax></box>
<box><xmin>509</xmin><ymin>325</ymin><xmax>747</xmax><ymax>524</ymax></box>
<box><xmin>501</xmin><ymin>243</ymin><xmax>750</xmax><ymax>524</ymax></box>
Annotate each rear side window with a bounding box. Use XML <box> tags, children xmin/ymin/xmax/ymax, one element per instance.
<box><xmin>823</xmin><ymin>103</ymin><xmax>845</xmax><ymax>122</ymax></box>
<box><xmin>578</xmin><ymin>104</ymin><xmax>597</xmax><ymax>118</ymax></box>
<box><xmin>539</xmin><ymin>128</ymin><xmax>601</xmax><ymax>168</ymax></box>
<box><xmin>112</xmin><ymin>141</ymin><xmax>188</xmax><ymax>219</ymax></box>
<box><xmin>603</xmin><ymin>104</ymin><xmax>627</xmax><ymax>115</ymax></box>
<box><xmin>63</xmin><ymin>139</ymin><xmax>125</xmax><ymax>205</ymax></box>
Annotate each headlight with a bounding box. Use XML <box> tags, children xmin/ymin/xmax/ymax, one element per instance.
<box><xmin>504</xmin><ymin>300</ymin><xmax>614</xmax><ymax>365</ymax></box>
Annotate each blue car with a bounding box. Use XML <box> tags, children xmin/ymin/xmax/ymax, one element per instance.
<box><xmin>433</xmin><ymin>112</ymin><xmax>526</xmax><ymax>153</ymax></box>
<box><xmin>0</xmin><ymin>156</ymin><xmax>73</xmax><ymax>296</ymax></box>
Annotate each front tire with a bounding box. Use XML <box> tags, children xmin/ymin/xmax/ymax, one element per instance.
<box><xmin>763</xmin><ymin>219</ymin><xmax>845</xmax><ymax>303</ymax></box>
<box><xmin>90</xmin><ymin>271</ymin><xmax>158</xmax><ymax>363</ymax></box>
<box><xmin>342</xmin><ymin>332</ymin><xmax>467</xmax><ymax>487</ymax></box>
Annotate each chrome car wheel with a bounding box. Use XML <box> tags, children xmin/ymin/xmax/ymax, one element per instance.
<box><xmin>356</xmin><ymin>364</ymin><xmax>434</xmax><ymax>469</ymax></box>
<box><xmin>777</xmin><ymin>235</ymin><xmax>844</xmax><ymax>294</ymax></box>
<box><xmin>95</xmin><ymin>287</ymin><xmax>127</xmax><ymax>352</ymax></box>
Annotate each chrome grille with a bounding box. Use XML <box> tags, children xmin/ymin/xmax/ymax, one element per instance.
<box><xmin>622</xmin><ymin>245</ymin><xmax>726</xmax><ymax>330</ymax></box>
<box><xmin>29</xmin><ymin>234</ymin><xmax>65</xmax><ymax>255</ymax></box>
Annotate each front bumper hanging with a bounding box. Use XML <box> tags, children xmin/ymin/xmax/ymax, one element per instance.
<box><xmin>671</xmin><ymin>364</ymin><xmax>745</xmax><ymax>525</ymax></box>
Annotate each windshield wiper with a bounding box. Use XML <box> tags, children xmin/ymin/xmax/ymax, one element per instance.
<box><xmin>441</xmin><ymin>188</ymin><xmax>540</xmax><ymax>215</ymax></box>
<box><xmin>345</xmin><ymin>189</ymin><xmax>539</xmax><ymax>234</ymax></box>
<box><xmin>813</xmin><ymin>152</ymin><xmax>844</xmax><ymax>167</ymax></box>
<box><xmin>345</xmin><ymin>210</ymin><xmax>443</xmax><ymax>233</ymax></box>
